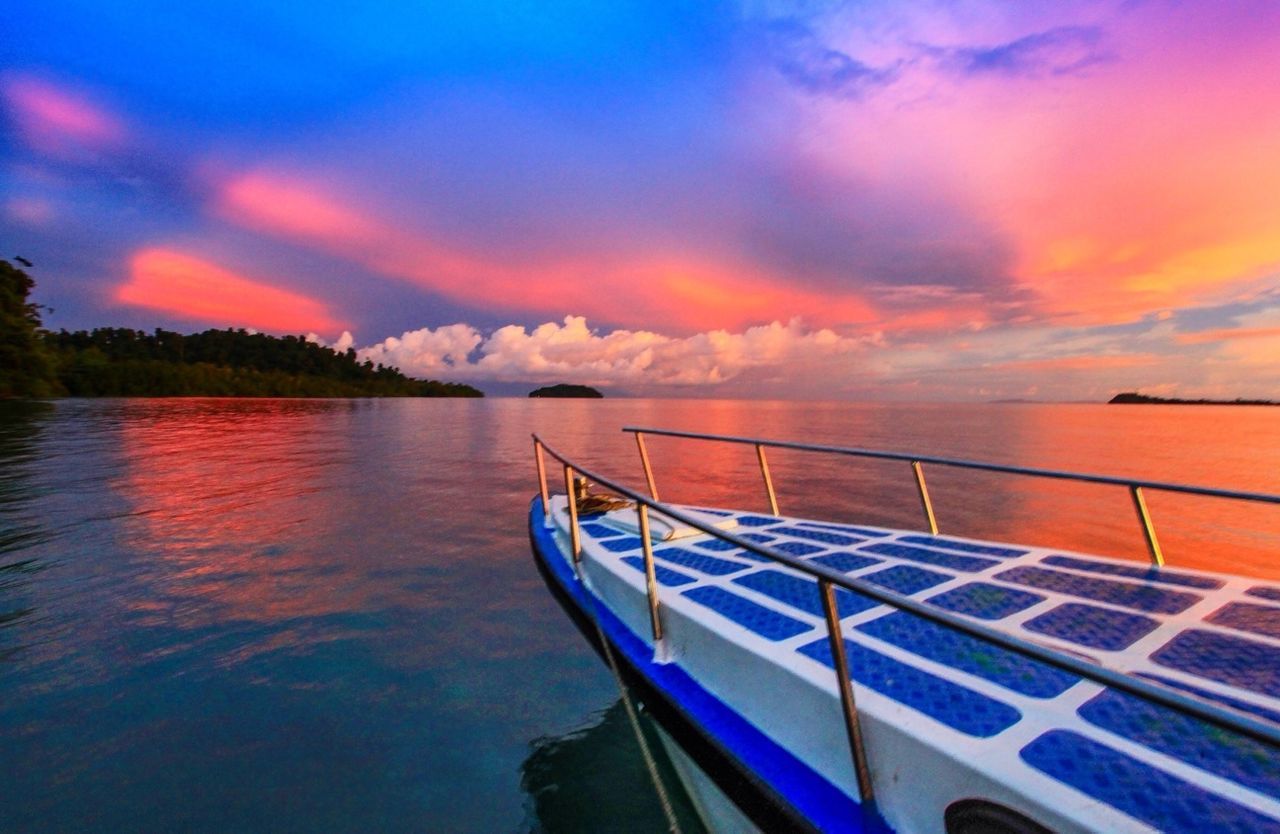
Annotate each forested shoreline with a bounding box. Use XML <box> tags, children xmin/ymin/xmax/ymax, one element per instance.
<box><xmin>1</xmin><ymin>259</ymin><xmax>481</xmax><ymax>398</ymax></box>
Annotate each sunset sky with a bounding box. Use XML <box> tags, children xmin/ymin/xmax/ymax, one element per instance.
<box><xmin>2</xmin><ymin>0</ymin><xmax>1278</xmax><ymax>399</ymax></box>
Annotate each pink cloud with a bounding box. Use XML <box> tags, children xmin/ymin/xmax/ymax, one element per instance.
<box><xmin>1</xmin><ymin>74</ymin><xmax>127</xmax><ymax>156</ymax></box>
<box><xmin>4</xmin><ymin>197</ymin><xmax>55</xmax><ymax>226</ymax></box>
<box><xmin>118</xmin><ymin>248</ymin><xmax>346</xmax><ymax>335</ymax></box>
<box><xmin>984</xmin><ymin>354</ymin><xmax>1160</xmax><ymax>373</ymax></box>
<box><xmin>213</xmin><ymin>172</ymin><xmax>879</xmax><ymax>333</ymax></box>
<box><xmin>770</xmin><ymin>2</ymin><xmax>1280</xmax><ymax>327</ymax></box>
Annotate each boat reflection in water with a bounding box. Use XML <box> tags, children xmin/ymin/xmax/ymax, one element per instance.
<box><xmin>520</xmin><ymin>697</ymin><xmax>706</xmax><ymax>833</ymax></box>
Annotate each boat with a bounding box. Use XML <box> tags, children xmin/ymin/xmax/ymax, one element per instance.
<box><xmin>527</xmin><ymin>427</ymin><xmax>1280</xmax><ymax>833</ymax></box>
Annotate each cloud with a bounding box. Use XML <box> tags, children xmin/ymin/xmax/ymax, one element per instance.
<box><xmin>1</xmin><ymin>74</ymin><xmax>127</xmax><ymax>157</ymax></box>
<box><xmin>939</xmin><ymin>26</ymin><xmax>1111</xmax><ymax>79</ymax></box>
<box><xmin>4</xmin><ymin>197</ymin><xmax>55</xmax><ymax>226</ymax></box>
<box><xmin>766</xmin><ymin>2</ymin><xmax>1280</xmax><ymax>330</ymax></box>
<box><xmin>117</xmin><ymin>248</ymin><xmax>347</xmax><ymax>335</ymax></box>
<box><xmin>761</xmin><ymin>19</ymin><xmax>900</xmax><ymax>98</ymax></box>
<box><xmin>353</xmin><ymin>316</ymin><xmax>863</xmax><ymax>386</ymax></box>
<box><xmin>981</xmin><ymin>353</ymin><xmax>1159</xmax><ymax>372</ymax></box>
<box><xmin>213</xmin><ymin>171</ymin><xmax>878</xmax><ymax>332</ymax></box>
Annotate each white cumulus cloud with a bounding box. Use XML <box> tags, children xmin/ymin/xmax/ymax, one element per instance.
<box><xmin>343</xmin><ymin>316</ymin><xmax>863</xmax><ymax>386</ymax></box>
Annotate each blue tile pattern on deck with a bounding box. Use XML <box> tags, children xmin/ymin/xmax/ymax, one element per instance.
<box><xmin>1248</xmin><ymin>586</ymin><xmax>1280</xmax><ymax>603</ymax></box>
<box><xmin>926</xmin><ymin>582</ymin><xmax>1044</xmax><ymax>620</ymax></box>
<box><xmin>799</xmin><ymin>521</ymin><xmax>891</xmax><ymax>538</ymax></box>
<box><xmin>740</xmin><ymin>533</ymin><xmax>776</xmax><ymax>544</ymax></box>
<box><xmin>810</xmin><ymin>552</ymin><xmax>882</xmax><ymax>573</ymax></box>
<box><xmin>1023</xmin><ymin>603</ymin><xmax>1159</xmax><ymax>651</ymax></box>
<box><xmin>1043</xmin><ymin>555</ymin><xmax>1223</xmax><ymax>590</ymax></box>
<box><xmin>654</xmin><ymin>547</ymin><xmax>749</xmax><ymax>577</ymax></box>
<box><xmin>799</xmin><ymin>637</ymin><xmax>1021</xmax><ymax>737</ymax></box>
<box><xmin>1207</xmin><ymin>602</ymin><xmax>1280</xmax><ymax>639</ymax></box>
<box><xmin>694</xmin><ymin>538</ymin><xmax>739</xmax><ymax>552</ymax></box>
<box><xmin>1079</xmin><ymin>688</ymin><xmax>1280</xmax><ymax>799</ymax></box>
<box><xmin>771</xmin><ymin>541</ymin><xmax>825</xmax><ymax>557</ymax></box>
<box><xmin>899</xmin><ymin>535</ymin><xmax>1026</xmax><ymax>558</ymax></box>
<box><xmin>1135</xmin><ymin>673</ymin><xmax>1280</xmax><ymax>726</ymax></box>
<box><xmin>1152</xmin><ymin>629</ymin><xmax>1280</xmax><ymax>698</ymax></box>
<box><xmin>683</xmin><ymin>586</ymin><xmax>811</xmax><ymax>641</ymax></box>
<box><xmin>773</xmin><ymin>526</ymin><xmax>863</xmax><ymax>547</ymax></box>
<box><xmin>620</xmin><ymin>556</ymin><xmax>696</xmax><ymax>587</ymax></box>
<box><xmin>1020</xmin><ymin>730</ymin><xmax>1280</xmax><ymax>834</ymax></box>
<box><xmin>580</xmin><ymin>521</ymin><xmax>625</xmax><ymax>540</ymax></box>
<box><xmin>863</xmin><ymin>565</ymin><xmax>953</xmax><ymax>595</ymax></box>
<box><xmin>863</xmin><ymin>541</ymin><xmax>999</xmax><ymax>573</ymax></box>
<box><xmin>600</xmin><ymin>536</ymin><xmax>643</xmax><ymax>553</ymax></box>
<box><xmin>996</xmin><ymin>566</ymin><xmax>1201</xmax><ymax>614</ymax></box>
<box><xmin>857</xmin><ymin>612</ymin><xmax>1078</xmax><ymax>697</ymax></box>
<box><xmin>737</xmin><ymin>515</ymin><xmax>782</xmax><ymax>527</ymax></box>
<box><xmin>734</xmin><ymin>570</ymin><xmax>878</xmax><ymax>618</ymax></box>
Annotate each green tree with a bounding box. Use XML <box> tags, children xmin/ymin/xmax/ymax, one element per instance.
<box><xmin>0</xmin><ymin>259</ymin><xmax>60</xmax><ymax>398</ymax></box>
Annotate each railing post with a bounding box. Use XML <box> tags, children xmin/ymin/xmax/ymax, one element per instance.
<box><xmin>819</xmin><ymin>579</ymin><xmax>875</xmax><ymax>807</ymax></box>
<box><xmin>534</xmin><ymin>438</ymin><xmax>551</xmax><ymax>524</ymax></box>
<box><xmin>563</xmin><ymin>464</ymin><xmax>582</xmax><ymax>564</ymax></box>
<box><xmin>635</xmin><ymin>431</ymin><xmax>660</xmax><ymax>501</ymax></box>
<box><xmin>637</xmin><ymin>504</ymin><xmax>664</xmax><ymax>642</ymax></box>
<box><xmin>1130</xmin><ymin>485</ymin><xmax>1165</xmax><ymax>567</ymax></box>
<box><xmin>756</xmin><ymin>443</ymin><xmax>780</xmax><ymax>516</ymax></box>
<box><xmin>911</xmin><ymin>461</ymin><xmax>939</xmax><ymax>535</ymax></box>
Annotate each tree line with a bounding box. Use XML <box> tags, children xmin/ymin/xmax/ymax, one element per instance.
<box><xmin>1</xmin><ymin>259</ymin><xmax>482</xmax><ymax>398</ymax></box>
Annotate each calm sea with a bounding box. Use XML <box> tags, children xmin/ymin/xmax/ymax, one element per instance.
<box><xmin>2</xmin><ymin>398</ymin><xmax>1277</xmax><ymax>832</ymax></box>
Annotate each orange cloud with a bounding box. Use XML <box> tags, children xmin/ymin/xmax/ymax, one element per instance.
<box><xmin>1176</xmin><ymin>326</ymin><xmax>1280</xmax><ymax>345</ymax></box>
<box><xmin>213</xmin><ymin>172</ymin><xmax>877</xmax><ymax>333</ymax></box>
<box><xmin>118</xmin><ymin>248</ymin><xmax>346</xmax><ymax>335</ymax></box>
<box><xmin>985</xmin><ymin>354</ymin><xmax>1160</xmax><ymax>373</ymax></box>
<box><xmin>1</xmin><ymin>74</ymin><xmax>126</xmax><ymax>155</ymax></box>
<box><xmin>790</xmin><ymin>6</ymin><xmax>1280</xmax><ymax>328</ymax></box>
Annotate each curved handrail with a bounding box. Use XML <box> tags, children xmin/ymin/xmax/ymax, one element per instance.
<box><xmin>532</xmin><ymin>432</ymin><xmax>1280</xmax><ymax>751</ymax></box>
<box><xmin>622</xmin><ymin>426</ymin><xmax>1280</xmax><ymax>505</ymax></box>
<box><xmin>623</xmin><ymin>426</ymin><xmax>1280</xmax><ymax>567</ymax></box>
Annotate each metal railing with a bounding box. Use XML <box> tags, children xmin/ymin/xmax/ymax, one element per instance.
<box><xmin>625</xmin><ymin>427</ymin><xmax>1280</xmax><ymax>567</ymax></box>
<box><xmin>531</xmin><ymin>432</ymin><xmax>1280</xmax><ymax>809</ymax></box>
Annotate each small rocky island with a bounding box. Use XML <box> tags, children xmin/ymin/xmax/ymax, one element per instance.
<box><xmin>1109</xmin><ymin>392</ymin><xmax>1276</xmax><ymax>406</ymax></box>
<box><xmin>528</xmin><ymin>383</ymin><xmax>603</xmax><ymax>398</ymax></box>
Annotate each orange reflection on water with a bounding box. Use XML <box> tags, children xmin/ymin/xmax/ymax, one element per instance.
<box><xmin>557</xmin><ymin>402</ymin><xmax>1280</xmax><ymax>581</ymax></box>
<box><xmin>109</xmin><ymin>399</ymin><xmax>389</xmax><ymax>641</ymax></box>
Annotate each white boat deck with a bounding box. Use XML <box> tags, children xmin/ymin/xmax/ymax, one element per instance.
<box><xmin>548</xmin><ymin>497</ymin><xmax>1280</xmax><ymax>833</ymax></box>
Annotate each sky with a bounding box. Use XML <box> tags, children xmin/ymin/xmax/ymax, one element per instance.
<box><xmin>2</xmin><ymin>0</ymin><xmax>1278</xmax><ymax>399</ymax></box>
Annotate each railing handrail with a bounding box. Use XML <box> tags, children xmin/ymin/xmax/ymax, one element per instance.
<box><xmin>532</xmin><ymin>432</ymin><xmax>1280</xmax><ymax>751</ymax></box>
<box><xmin>621</xmin><ymin>426</ymin><xmax>1280</xmax><ymax>506</ymax></box>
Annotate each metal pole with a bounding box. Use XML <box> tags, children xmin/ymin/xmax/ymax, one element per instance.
<box><xmin>1130</xmin><ymin>485</ymin><xmax>1165</xmax><ymax>567</ymax></box>
<box><xmin>756</xmin><ymin>443</ymin><xmax>780</xmax><ymax>516</ymax></box>
<box><xmin>637</xmin><ymin>504</ymin><xmax>664</xmax><ymax>642</ymax></box>
<box><xmin>534</xmin><ymin>439</ymin><xmax>550</xmax><ymax>520</ymax></box>
<box><xmin>636</xmin><ymin>431</ymin><xmax>660</xmax><ymax>501</ymax></box>
<box><xmin>563</xmin><ymin>464</ymin><xmax>581</xmax><ymax>563</ymax></box>
<box><xmin>911</xmin><ymin>461</ymin><xmax>939</xmax><ymax>535</ymax></box>
<box><xmin>820</xmin><ymin>579</ymin><xmax>875</xmax><ymax>807</ymax></box>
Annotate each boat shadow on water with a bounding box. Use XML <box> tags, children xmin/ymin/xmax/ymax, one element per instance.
<box><xmin>520</xmin><ymin>696</ymin><xmax>707</xmax><ymax>833</ymax></box>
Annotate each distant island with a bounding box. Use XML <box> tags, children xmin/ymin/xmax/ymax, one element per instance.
<box><xmin>1</xmin><ymin>258</ymin><xmax>481</xmax><ymax>398</ymax></box>
<box><xmin>1109</xmin><ymin>392</ymin><xmax>1276</xmax><ymax>406</ymax></box>
<box><xmin>529</xmin><ymin>383</ymin><xmax>603</xmax><ymax>398</ymax></box>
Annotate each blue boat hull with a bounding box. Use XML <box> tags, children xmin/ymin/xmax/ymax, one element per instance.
<box><xmin>528</xmin><ymin>498</ymin><xmax>888</xmax><ymax>834</ymax></box>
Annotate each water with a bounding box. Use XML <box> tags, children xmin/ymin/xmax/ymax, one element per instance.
<box><xmin>1</xmin><ymin>398</ymin><xmax>1277</xmax><ymax>832</ymax></box>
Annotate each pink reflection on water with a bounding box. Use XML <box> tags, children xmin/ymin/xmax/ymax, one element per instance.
<box><xmin>109</xmin><ymin>399</ymin><xmax>376</xmax><ymax>637</ymax></box>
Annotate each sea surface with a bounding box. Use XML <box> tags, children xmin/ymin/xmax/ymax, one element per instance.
<box><xmin>1</xmin><ymin>398</ymin><xmax>1277</xmax><ymax>832</ymax></box>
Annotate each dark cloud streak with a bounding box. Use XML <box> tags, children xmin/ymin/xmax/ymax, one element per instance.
<box><xmin>760</xmin><ymin>19</ymin><xmax>900</xmax><ymax>99</ymax></box>
<box><xmin>935</xmin><ymin>26</ymin><xmax>1113</xmax><ymax>79</ymax></box>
